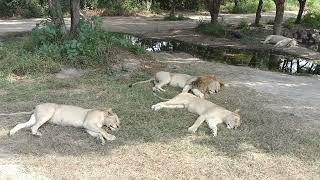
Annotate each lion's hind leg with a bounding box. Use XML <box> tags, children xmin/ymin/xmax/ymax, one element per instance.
<box><xmin>30</xmin><ymin>107</ymin><xmax>55</xmax><ymax>136</ymax></box>
<box><xmin>9</xmin><ymin>114</ymin><xmax>36</xmax><ymax>136</ymax></box>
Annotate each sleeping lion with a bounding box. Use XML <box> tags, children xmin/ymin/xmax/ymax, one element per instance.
<box><xmin>151</xmin><ymin>93</ymin><xmax>241</xmax><ymax>137</ymax></box>
<box><xmin>7</xmin><ymin>103</ymin><xmax>120</xmax><ymax>144</ymax></box>
<box><xmin>129</xmin><ymin>71</ymin><xmax>224</xmax><ymax>98</ymax></box>
<box><xmin>262</xmin><ymin>35</ymin><xmax>297</xmax><ymax>48</ymax></box>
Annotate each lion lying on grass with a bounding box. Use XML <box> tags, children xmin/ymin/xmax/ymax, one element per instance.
<box><xmin>7</xmin><ymin>103</ymin><xmax>120</xmax><ymax>145</ymax></box>
<box><xmin>262</xmin><ymin>35</ymin><xmax>297</xmax><ymax>48</ymax></box>
<box><xmin>151</xmin><ymin>93</ymin><xmax>240</xmax><ymax>136</ymax></box>
<box><xmin>130</xmin><ymin>71</ymin><xmax>225</xmax><ymax>98</ymax></box>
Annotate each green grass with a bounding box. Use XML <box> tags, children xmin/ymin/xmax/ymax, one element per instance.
<box><xmin>163</xmin><ymin>14</ymin><xmax>190</xmax><ymax>21</ymax></box>
<box><xmin>195</xmin><ymin>23</ymin><xmax>228</xmax><ymax>37</ymax></box>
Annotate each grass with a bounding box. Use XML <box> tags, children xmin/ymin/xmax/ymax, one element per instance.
<box><xmin>195</xmin><ymin>22</ymin><xmax>228</xmax><ymax>37</ymax></box>
<box><xmin>163</xmin><ymin>14</ymin><xmax>190</xmax><ymax>21</ymax></box>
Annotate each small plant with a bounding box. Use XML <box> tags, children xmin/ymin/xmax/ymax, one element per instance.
<box><xmin>196</xmin><ymin>22</ymin><xmax>227</xmax><ymax>37</ymax></box>
<box><xmin>283</xmin><ymin>17</ymin><xmax>296</xmax><ymax>29</ymax></box>
<box><xmin>302</xmin><ymin>12</ymin><xmax>320</xmax><ymax>28</ymax></box>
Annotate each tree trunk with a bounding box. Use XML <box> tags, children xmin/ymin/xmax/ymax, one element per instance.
<box><xmin>254</xmin><ymin>0</ymin><xmax>263</xmax><ymax>26</ymax></box>
<box><xmin>234</xmin><ymin>0</ymin><xmax>240</xmax><ymax>7</ymax></box>
<box><xmin>208</xmin><ymin>0</ymin><xmax>222</xmax><ymax>23</ymax></box>
<box><xmin>169</xmin><ymin>0</ymin><xmax>176</xmax><ymax>17</ymax></box>
<box><xmin>295</xmin><ymin>0</ymin><xmax>306</xmax><ymax>24</ymax></box>
<box><xmin>273</xmin><ymin>0</ymin><xmax>285</xmax><ymax>35</ymax></box>
<box><xmin>145</xmin><ymin>0</ymin><xmax>152</xmax><ymax>12</ymax></box>
<box><xmin>70</xmin><ymin>0</ymin><xmax>81</xmax><ymax>34</ymax></box>
<box><xmin>47</xmin><ymin>0</ymin><xmax>66</xmax><ymax>33</ymax></box>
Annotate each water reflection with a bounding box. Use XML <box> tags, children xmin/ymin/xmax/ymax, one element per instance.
<box><xmin>114</xmin><ymin>32</ymin><xmax>320</xmax><ymax>75</ymax></box>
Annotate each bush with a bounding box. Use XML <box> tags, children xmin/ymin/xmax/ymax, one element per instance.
<box><xmin>0</xmin><ymin>0</ymin><xmax>46</xmax><ymax>18</ymax></box>
<box><xmin>283</xmin><ymin>17</ymin><xmax>296</xmax><ymax>29</ymax></box>
<box><xmin>221</xmin><ymin>0</ymin><xmax>275</xmax><ymax>14</ymax></box>
<box><xmin>30</xmin><ymin>16</ymin><xmax>144</xmax><ymax>67</ymax></box>
<box><xmin>0</xmin><ymin>41</ymin><xmax>61</xmax><ymax>76</ymax></box>
<box><xmin>302</xmin><ymin>12</ymin><xmax>320</xmax><ymax>28</ymax></box>
<box><xmin>196</xmin><ymin>22</ymin><xmax>228</xmax><ymax>37</ymax></box>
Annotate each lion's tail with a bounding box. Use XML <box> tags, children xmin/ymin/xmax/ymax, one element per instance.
<box><xmin>0</xmin><ymin>111</ymin><xmax>34</xmax><ymax>116</ymax></box>
<box><xmin>129</xmin><ymin>78</ymin><xmax>155</xmax><ymax>88</ymax></box>
<box><xmin>152</xmin><ymin>92</ymin><xmax>170</xmax><ymax>101</ymax></box>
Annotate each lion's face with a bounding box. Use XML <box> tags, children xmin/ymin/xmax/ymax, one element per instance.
<box><xmin>288</xmin><ymin>39</ymin><xmax>297</xmax><ymax>47</ymax></box>
<box><xmin>105</xmin><ymin>109</ymin><xmax>120</xmax><ymax>131</ymax></box>
<box><xmin>225</xmin><ymin>110</ymin><xmax>241</xmax><ymax>129</ymax></box>
<box><xmin>207</xmin><ymin>81</ymin><xmax>222</xmax><ymax>94</ymax></box>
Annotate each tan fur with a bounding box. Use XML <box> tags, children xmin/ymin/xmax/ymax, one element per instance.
<box><xmin>151</xmin><ymin>93</ymin><xmax>241</xmax><ymax>136</ymax></box>
<box><xmin>8</xmin><ymin>103</ymin><xmax>120</xmax><ymax>145</ymax></box>
<box><xmin>262</xmin><ymin>35</ymin><xmax>297</xmax><ymax>48</ymax></box>
<box><xmin>130</xmin><ymin>71</ymin><xmax>224</xmax><ymax>98</ymax></box>
<box><xmin>190</xmin><ymin>75</ymin><xmax>224</xmax><ymax>97</ymax></box>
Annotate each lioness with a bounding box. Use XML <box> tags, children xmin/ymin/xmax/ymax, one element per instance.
<box><xmin>7</xmin><ymin>103</ymin><xmax>120</xmax><ymax>144</ymax></box>
<box><xmin>151</xmin><ymin>93</ymin><xmax>240</xmax><ymax>136</ymax></box>
<box><xmin>129</xmin><ymin>71</ymin><xmax>224</xmax><ymax>98</ymax></box>
<box><xmin>262</xmin><ymin>35</ymin><xmax>297</xmax><ymax>48</ymax></box>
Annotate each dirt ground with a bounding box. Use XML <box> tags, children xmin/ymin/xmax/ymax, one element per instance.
<box><xmin>1</xmin><ymin>12</ymin><xmax>320</xmax><ymax>179</ymax></box>
<box><xmin>0</xmin><ymin>11</ymin><xmax>297</xmax><ymax>36</ymax></box>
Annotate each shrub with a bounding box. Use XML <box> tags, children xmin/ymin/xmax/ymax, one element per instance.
<box><xmin>196</xmin><ymin>22</ymin><xmax>227</xmax><ymax>37</ymax></box>
<box><xmin>221</xmin><ymin>0</ymin><xmax>275</xmax><ymax>14</ymax></box>
<box><xmin>283</xmin><ymin>17</ymin><xmax>296</xmax><ymax>29</ymax></box>
<box><xmin>302</xmin><ymin>12</ymin><xmax>320</xmax><ymax>28</ymax></box>
<box><xmin>0</xmin><ymin>41</ymin><xmax>61</xmax><ymax>76</ymax></box>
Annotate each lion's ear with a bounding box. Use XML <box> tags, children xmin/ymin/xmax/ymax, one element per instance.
<box><xmin>218</xmin><ymin>80</ymin><xmax>225</xmax><ymax>87</ymax></box>
<box><xmin>105</xmin><ymin>108</ymin><xmax>113</xmax><ymax>115</ymax></box>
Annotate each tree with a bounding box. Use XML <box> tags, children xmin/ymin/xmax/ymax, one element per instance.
<box><xmin>145</xmin><ymin>0</ymin><xmax>152</xmax><ymax>12</ymax></box>
<box><xmin>70</xmin><ymin>0</ymin><xmax>81</xmax><ymax>34</ymax></box>
<box><xmin>208</xmin><ymin>0</ymin><xmax>222</xmax><ymax>23</ymax></box>
<box><xmin>295</xmin><ymin>0</ymin><xmax>306</xmax><ymax>24</ymax></box>
<box><xmin>273</xmin><ymin>0</ymin><xmax>286</xmax><ymax>35</ymax></box>
<box><xmin>234</xmin><ymin>0</ymin><xmax>240</xmax><ymax>7</ymax></box>
<box><xmin>169</xmin><ymin>0</ymin><xmax>176</xmax><ymax>17</ymax></box>
<box><xmin>47</xmin><ymin>0</ymin><xmax>66</xmax><ymax>33</ymax></box>
<box><xmin>254</xmin><ymin>0</ymin><xmax>263</xmax><ymax>26</ymax></box>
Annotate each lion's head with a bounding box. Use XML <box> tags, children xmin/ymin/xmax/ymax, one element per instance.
<box><xmin>225</xmin><ymin>109</ymin><xmax>241</xmax><ymax>129</ymax></box>
<box><xmin>287</xmin><ymin>39</ymin><xmax>298</xmax><ymax>47</ymax></box>
<box><xmin>191</xmin><ymin>75</ymin><xmax>224</xmax><ymax>95</ymax></box>
<box><xmin>104</xmin><ymin>108</ymin><xmax>120</xmax><ymax>131</ymax></box>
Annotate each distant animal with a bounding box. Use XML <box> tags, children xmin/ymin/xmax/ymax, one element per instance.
<box><xmin>151</xmin><ymin>93</ymin><xmax>241</xmax><ymax>137</ymax></box>
<box><xmin>262</xmin><ymin>35</ymin><xmax>297</xmax><ymax>48</ymax></box>
<box><xmin>6</xmin><ymin>103</ymin><xmax>120</xmax><ymax>145</ymax></box>
<box><xmin>129</xmin><ymin>71</ymin><xmax>224</xmax><ymax>98</ymax></box>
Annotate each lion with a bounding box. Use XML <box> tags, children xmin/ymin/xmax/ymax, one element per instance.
<box><xmin>7</xmin><ymin>103</ymin><xmax>120</xmax><ymax>145</ymax></box>
<box><xmin>151</xmin><ymin>93</ymin><xmax>240</xmax><ymax>136</ymax></box>
<box><xmin>187</xmin><ymin>75</ymin><xmax>224</xmax><ymax>98</ymax></box>
<box><xmin>129</xmin><ymin>71</ymin><xmax>224</xmax><ymax>98</ymax></box>
<box><xmin>262</xmin><ymin>35</ymin><xmax>297</xmax><ymax>48</ymax></box>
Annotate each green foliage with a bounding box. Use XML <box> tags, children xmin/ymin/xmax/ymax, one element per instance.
<box><xmin>302</xmin><ymin>12</ymin><xmax>320</xmax><ymax>28</ymax></box>
<box><xmin>283</xmin><ymin>17</ymin><xmax>296</xmax><ymax>29</ymax></box>
<box><xmin>196</xmin><ymin>22</ymin><xmax>227</xmax><ymax>37</ymax></box>
<box><xmin>0</xmin><ymin>0</ymin><xmax>46</xmax><ymax>18</ymax></box>
<box><xmin>163</xmin><ymin>14</ymin><xmax>190</xmax><ymax>21</ymax></box>
<box><xmin>221</xmin><ymin>0</ymin><xmax>275</xmax><ymax>14</ymax></box>
<box><xmin>0</xmin><ymin>41</ymin><xmax>61</xmax><ymax>76</ymax></box>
